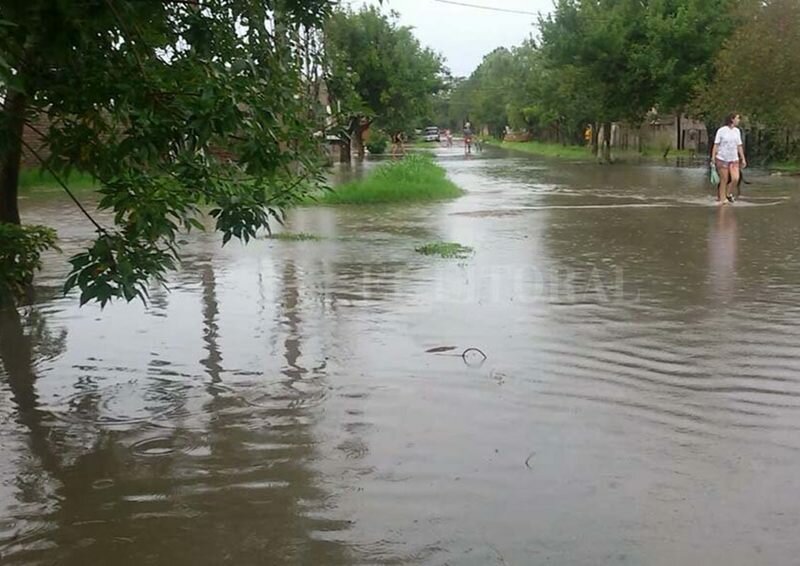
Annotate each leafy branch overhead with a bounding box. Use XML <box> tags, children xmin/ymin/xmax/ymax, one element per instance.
<box><xmin>0</xmin><ymin>0</ymin><xmax>334</xmax><ymax>306</ymax></box>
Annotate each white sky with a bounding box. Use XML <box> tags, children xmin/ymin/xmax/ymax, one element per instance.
<box><xmin>350</xmin><ymin>0</ymin><xmax>554</xmax><ymax>77</ymax></box>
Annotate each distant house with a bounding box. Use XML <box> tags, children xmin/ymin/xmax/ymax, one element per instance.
<box><xmin>20</xmin><ymin>113</ymin><xmax>51</xmax><ymax>169</ymax></box>
<box><xmin>609</xmin><ymin>113</ymin><xmax>708</xmax><ymax>154</ymax></box>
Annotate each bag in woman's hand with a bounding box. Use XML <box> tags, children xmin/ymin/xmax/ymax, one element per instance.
<box><xmin>710</xmin><ymin>168</ymin><xmax>720</xmax><ymax>186</ymax></box>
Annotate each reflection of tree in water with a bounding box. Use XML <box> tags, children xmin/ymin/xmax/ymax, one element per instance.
<box><xmin>279</xmin><ymin>261</ymin><xmax>306</xmax><ymax>381</ymax></box>
<box><xmin>0</xmin><ymin>307</ymin><xmax>124</xmax><ymax>563</ymax></box>
<box><xmin>199</xmin><ymin>262</ymin><xmax>223</xmax><ymax>385</ymax></box>
<box><xmin>0</xmin><ymin>257</ymin><xmax>353</xmax><ymax>564</ymax></box>
<box><xmin>0</xmin><ymin>308</ymin><xmax>67</xmax><ymax>478</ymax></box>
<box><xmin>169</xmin><ymin>257</ymin><xmax>352</xmax><ymax>565</ymax></box>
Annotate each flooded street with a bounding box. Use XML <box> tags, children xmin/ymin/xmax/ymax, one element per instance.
<box><xmin>3</xmin><ymin>147</ymin><xmax>800</xmax><ymax>565</ymax></box>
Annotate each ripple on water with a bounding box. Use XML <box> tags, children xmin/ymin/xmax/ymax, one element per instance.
<box><xmin>0</xmin><ymin>517</ymin><xmax>54</xmax><ymax>557</ymax></box>
<box><xmin>41</xmin><ymin>379</ymin><xmax>188</xmax><ymax>427</ymax></box>
<box><xmin>521</xmin><ymin>307</ymin><xmax>800</xmax><ymax>450</ymax></box>
<box><xmin>239</xmin><ymin>380</ymin><xmax>329</xmax><ymax>411</ymax></box>
<box><xmin>130</xmin><ymin>432</ymin><xmax>207</xmax><ymax>458</ymax></box>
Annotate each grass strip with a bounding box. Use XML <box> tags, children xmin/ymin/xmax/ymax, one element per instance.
<box><xmin>18</xmin><ymin>168</ymin><xmax>98</xmax><ymax>192</ymax></box>
<box><xmin>312</xmin><ymin>155</ymin><xmax>463</xmax><ymax>205</ymax></box>
<box><xmin>488</xmin><ymin>140</ymin><xmax>697</xmax><ymax>161</ymax></box>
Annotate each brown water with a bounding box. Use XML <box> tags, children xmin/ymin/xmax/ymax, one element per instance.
<box><xmin>3</xmin><ymin>147</ymin><xmax>800</xmax><ymax>565</ymax></box>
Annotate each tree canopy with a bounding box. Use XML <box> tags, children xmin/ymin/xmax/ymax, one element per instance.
<box><xmin>445</xmin><ymin>0</ymin><xmax>752</xmax><ymax>158</ymax></box>
<box><xmin>696</xmin><ymin>0</ymin><xmax>800</xmax><ymax>160</ymax></box>
<box><xmin>1</xmin><ymin>0</ymin><xmax>334</xmax><ymax>306</ymax></box>
<box><xmin>323</xmin><ymin>6</ymin><xmax>444</xmax><ymax>155</ymax></box>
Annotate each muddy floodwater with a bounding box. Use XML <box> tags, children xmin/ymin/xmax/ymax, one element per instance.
<box><xmin>3</xmin><ymin>146</ymin><xmax>800</xmax><ymax>565</ymax></box>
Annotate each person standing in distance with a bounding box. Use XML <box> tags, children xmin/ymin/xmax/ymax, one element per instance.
<box><xmin>711</xmin><ymin>113</ymin><xmax>747</xmax><ymax>203</ymax></box>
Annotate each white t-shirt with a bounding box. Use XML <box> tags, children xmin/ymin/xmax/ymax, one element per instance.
<box><xmin>714</xmin><ymin>126</ymin><xmax>743</xmax><ymax>162</ymax></box>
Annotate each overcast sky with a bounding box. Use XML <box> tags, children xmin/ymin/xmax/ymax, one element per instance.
<box><xmin>351</xmin><ymin>0</ymin><xmax>554</xmax><ymax>77</ymax></box>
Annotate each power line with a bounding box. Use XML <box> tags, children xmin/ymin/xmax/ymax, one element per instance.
<box><xmin>433</xmin><ymin>0</ymin><xmax>539</xmax><ymax>16</ymax></box>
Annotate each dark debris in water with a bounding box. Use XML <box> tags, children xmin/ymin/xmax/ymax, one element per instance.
<box><xmin>425</xmin><ymin>346</ymin><xmax>458</xmax><ymax>353</ymax></box>
<box><xmin>425</xmin><ymin>346</ymin><xmax>487</xmax><ymax>367</ymax></box>
<box><xmin>525</xmin><ymin>451</ymin><xmax>536</xmax><ymax>469</ymax></box>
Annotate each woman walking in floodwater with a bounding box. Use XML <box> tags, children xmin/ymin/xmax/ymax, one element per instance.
<box><xmin>711</xmin><ymin>112</ymin><xmax>747</xmax><ymax>203</ymax></box>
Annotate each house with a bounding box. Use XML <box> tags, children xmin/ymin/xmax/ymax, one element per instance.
<box><xmin>609</xmin><ymin>113</ymin><xmax>709</xmax><ymax>154</ymax></box>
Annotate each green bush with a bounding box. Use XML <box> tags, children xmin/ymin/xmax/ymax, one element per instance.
<box><xmin>313</xmin><ymin>154</ymin><xmax>463</xmax><ymax>204</ymax></box>
<box><xmin>365</xmin><ymin>130</ymin><xmax>390</xmax><ymax>154</ymax></box>
<box><xmin>0</xmin><ymin>223</ymin><xmax>59</xmax><ymax>306</ymax></box>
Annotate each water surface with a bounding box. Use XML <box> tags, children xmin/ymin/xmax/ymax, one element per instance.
<box><xmin>2</xmin><ymin>147</ymin><xmax>800</xmax><ymax>565</ymax></box>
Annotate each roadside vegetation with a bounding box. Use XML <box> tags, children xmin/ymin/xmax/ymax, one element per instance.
<box><xmin>435</xmin><ymin>0</ymin><xmax>800</xmax><ymax>167</ymax></box>
<box><xmin>312</xmin><ymin>155</ymin><xmax>462</xmax><ymax>205</ymax></box>
<box><xmin>489</xmin><ymin>141</ymin><xmax>592</xmax><ymax>160</ymax></box>
<box><xmin>325</xmin><ymin>7</ymin><xmax>443</xmax><ymax>162</ymax></box>
<box><xmin>490</xmin><ymin>140</ymin><xmax>697</xmax><ymax>162</ymax></box>
<box><xmin>770</xmin><ymin>161</ymin><xmax>800</xmax><ymax>174</ymax></box>
<box><xmin>18</xmin><ymin>168</ymin><xmax>98</xmax><ymax>193</ymax></box>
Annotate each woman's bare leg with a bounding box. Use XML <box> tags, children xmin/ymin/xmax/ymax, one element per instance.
<box><xmin>728</xmin><ymin>163</ymin><xmax>740</xmax><ymax>199</ymax></box>
<box><xmin>717</xmin><ymin>163</ymin><xmax>730</xmax><ymax>202</ymax></box>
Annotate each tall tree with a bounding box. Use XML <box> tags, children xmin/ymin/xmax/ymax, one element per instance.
<box><xmin>643</xmin><ymin>0</ymin><xmax>739</xmax><ymax>149</ymax></box>
<box><xmin>696</xmin><ymin>0</ymin><xmax>800</xmax><ymax>161</ymax></box>
<box><xmin>505</xmin><ymin>40</ymin><xmax>597</xmax><ymax>145</ymax></box>
<box><xmin>469</xmin><ymin>48</ymin><xmax>515</xmax><ymax>138</ymax></box>
<box><xmin>450</xmin><ymin>39</ymin><xmax>598</xmax><ymax>146</ymax></box>
<box><xmin>323</xmin><ymin>6</ymin><xmax>444</xmax><ymax>161</ymax></box>
<box><xmin>0</xmin><ymin>0</ymin><xmax>333</xmax><ymax>306</ymax></box>
<box><xmin>539</xmin><ymin>0</ymin><xmax>660</xmax><ymax>161</ymax></box>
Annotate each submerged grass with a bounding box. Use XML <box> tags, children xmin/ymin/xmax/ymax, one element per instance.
<box><xmin>770</xmin><ymin>160</ymin><xmax>800</xmax><ymax>173</ymax></box>
<box><xmin>415</xmin><ymin>241</ymin><xmax>474</xmax><ymax>259</ymax></box>
<box><xmin>313</xmin><ymin>155</ymin><xmax>463</xmax><ymax>205</ymax></box>
<box><xmin>267</xmin><ymin>232</ymin><xmax>322</xmax><ymax>241</ymax></box>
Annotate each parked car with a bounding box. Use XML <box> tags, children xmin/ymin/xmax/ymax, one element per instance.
<box><xmin>423</xmin><ymin>126</ymin><xmax>440</xmax><ymax>142</ymax></box>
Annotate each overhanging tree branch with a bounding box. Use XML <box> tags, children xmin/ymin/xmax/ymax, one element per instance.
<box><xmin>16</xmin><ymin>134</ymin><xmax>106</xmax><ymax>234</ymax></box>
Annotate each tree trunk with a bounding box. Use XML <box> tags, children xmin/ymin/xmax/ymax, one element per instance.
<box><xmin>0</xmin><ymin>90</ymin><xmax>27</xmax><ymax>226</ymax></box>
<box><xmin>786</xmin><ymin>129</ymin><xmax>791</xmax><ymax>159</ymax></box>
<box><xmin>353</xmin><ymin>123</ymin><xmax>368</xmax><ymax>160</ymax></box>
<box><xmin>601</xmin><ymin>121</ymin><xmax>612</xmax><ymax>163</ymax></box>
<box><xmin>339</xmin><ymin>139</ymin><xmax>351</xmax><ymax>163</ymax></box>
<box><xmin>676</xmin><ymin>112</ymin><xmax>682</xmax><ymax>151</ymax></box>
<box><xmin>591</xmin><ymin>122</ymin><xmax>599</xmax><ymax>157</ymax></box>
